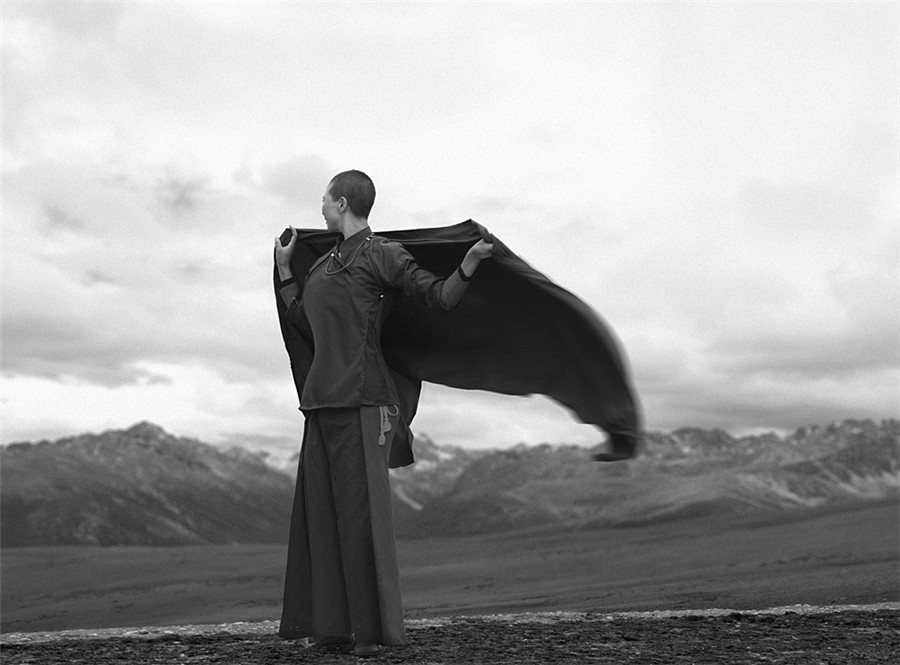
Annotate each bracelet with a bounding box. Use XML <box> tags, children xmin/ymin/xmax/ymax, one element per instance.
<box><xmin>456</xmin><ymin>266</ymin><xmax>472</xmax><ymax>282</ymax></box>
<box><xmin>278</xmin><ymin>276</ymin><xmax>296</xmax><ymax>289</ymax></box>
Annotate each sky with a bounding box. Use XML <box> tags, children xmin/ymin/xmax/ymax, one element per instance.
<box><xmin>1</xmin><ymin>1</ymin><xmax>898</xmax><ymax>455</ymax></box>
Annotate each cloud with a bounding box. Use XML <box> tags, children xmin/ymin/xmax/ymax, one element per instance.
<box><xmin>1</xmin><ymin>2</ymin><xmax>897</xmax><ymax>448</ymax></box>
<box><xmin>0</xmin><ymin>157</ymin><xmax>292</xmax><ymax>390</ymax></box>
<box><xmin>707</xmin><ymin>261</ymin><xmax>899</xmax><ymax>381</ymax></box>
<box><xmin>258</xmin><ymin>154</ymin><xmax>333</xmax><ymax>208</ymax></box>
<box><xmin>639</xmin><ymin>367</ymin><xmax>896</xmax><ymax>434</ymax></box>
<box><xmin>413</xmin><ymin>385</ymin><xmax>603</xmax><ymax>449</ymax></box>
<box><xmin>0</xmin><ymin>2</ymin><xmax>131</xmax><ymax>157</ymax></box>
<box><xmin>42</xmin><ymin>203</ymin><xmax>86</xmax><ymax>231</ymax></box>
<box><xmin>156</xmin><ymin>174</ymin><xmax>211</xmax><ymax>214</ymax></box>
<box><xmin>739</xmin><ymin>179</ymin><xmax>869</xmax><ymax>233</ymax></box>
<box><xmin>5</xmin><ymin>0</ymin><xmax>125</xmax><ymax>38</ymax></box>
<box><xmin>0</xmin><ymin>361</ymin><xmax>301</xmax><ymax>449</ymax></box>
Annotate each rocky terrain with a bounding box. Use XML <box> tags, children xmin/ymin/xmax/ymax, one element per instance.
<box><xmin>3</xmin><ymin>607</ymin><xmax>899</xmax><ymax>664</ymax></box>
<box><xmin>1</xmin><ymin>418</ymin><xmax>897</xmax><ymax>545</ymax></box>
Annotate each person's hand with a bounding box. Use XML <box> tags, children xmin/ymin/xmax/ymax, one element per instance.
<box><xmin>467</xmin><ymin>239</ymin><xmax>494</xmax><ymax>261</ymax></box>
<box><xmin>275</xmin><ymin>227</ymin><xmax>297</xmax><ymax>267</ymax></box>
<box><xmin>457</xmin><ymin>237</ymin><xmax>494</xmax><ymax>282</ymax></box>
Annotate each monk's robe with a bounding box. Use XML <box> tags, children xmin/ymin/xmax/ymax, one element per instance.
<box><xmin>275</xmin><ymin>219</ymin><xmax>641</xmax><ymax>466</ymax></box>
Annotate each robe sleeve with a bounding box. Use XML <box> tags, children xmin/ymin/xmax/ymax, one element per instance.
<box><xmin>283</xmin><ymin>296</ymin><xmax>313</xmax><ymax>339</ymax></box>
<box><xmin>369</xmin><ymin>238</ymin><xmax>470</xmax><ymax>310</ymax></box>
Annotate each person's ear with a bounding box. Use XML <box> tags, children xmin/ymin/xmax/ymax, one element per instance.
<box><xmin>338</xmin><ymin>197</ymin><xmax>347</xmax><ymax>213</ymax></box>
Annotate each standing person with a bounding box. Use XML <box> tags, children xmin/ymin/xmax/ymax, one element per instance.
<box><xmin>273</xmin><ymin>170</ymin><xmax>492</xmax><ymax>656</ymax></box>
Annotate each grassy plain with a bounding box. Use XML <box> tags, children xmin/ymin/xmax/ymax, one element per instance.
<box><xmin>2</xmin><ymin>500</ymin><xmax>897</xmax><ymax>634</ymax></box>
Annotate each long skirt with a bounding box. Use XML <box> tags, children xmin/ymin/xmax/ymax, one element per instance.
<box><xmin>279</xmin><ymin>406</ymin><xmax>406</xmax><ymax>645</ymax></box>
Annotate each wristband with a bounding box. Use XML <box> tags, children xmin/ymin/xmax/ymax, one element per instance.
<box><xmin>456</xmin><ymin>266</ymin><xmax>472</xmax><ymax>282</ymax></box>
<box><xmin>278</xmin><ymin>276</ymin><xmax>296</xmax><ymax>289</ymax></box>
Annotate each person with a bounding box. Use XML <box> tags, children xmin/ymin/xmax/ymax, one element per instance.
<box><xmin>273</xmin><ymin>170</ymin><xmax>492</xmax><ymax>656</ymax></box>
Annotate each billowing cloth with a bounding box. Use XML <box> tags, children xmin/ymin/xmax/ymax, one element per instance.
<box><xmin>275</xmin><ymin>220</ymin><xmax>641</xmax><ymax>467</ymax></box>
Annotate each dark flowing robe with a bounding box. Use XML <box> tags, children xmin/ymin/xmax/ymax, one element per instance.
<box><xmin>275</xmin><ymin>220</ymin><xmax>641</xmax><ymax>466</ymax></box>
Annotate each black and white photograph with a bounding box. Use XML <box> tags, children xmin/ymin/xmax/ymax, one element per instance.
<box><xmin>1</xmin><ymin>1</ymin><xmax>898</xmax><ymax>662</ymax></box>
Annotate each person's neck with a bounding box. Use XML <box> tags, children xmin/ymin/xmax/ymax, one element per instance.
<box><xmin>338</xmin><ymin>216</ymin><xmax>369</xmax><ymax>240</ymax></box>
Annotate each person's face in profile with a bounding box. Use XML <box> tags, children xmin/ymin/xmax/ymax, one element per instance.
<box><xmin>322</xmin><ymin>184</ymin><xmax>342</xmax><ymax>233</ymax></box>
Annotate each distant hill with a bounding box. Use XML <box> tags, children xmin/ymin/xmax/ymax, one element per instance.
<box><xmin>0</xmin><ymin>422</ymin><xmax>295</xmax><ymax>546</ymax></box>
<box><xmin>397</xmin><ymin>419</ymin><xmax>899</xmax><ymax>536</ymax></box>
<box><xmin>1</xmin><ymin>419</ymin><xmax>897</xmax><ymax>546</ymax></box>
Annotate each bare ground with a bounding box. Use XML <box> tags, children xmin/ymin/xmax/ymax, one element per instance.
<box><xmin>3</xmin><ymin>502</ymin><xmax>898</xmax><ymax>663</ymax></box>
<box><xmin>3</xmin><ymin>606</ymin><xmax>899</xmax><ymax>664</ymax></box>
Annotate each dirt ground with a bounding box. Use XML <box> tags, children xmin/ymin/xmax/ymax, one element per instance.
<box><xmin>4</xmin><ymin>502</ymin><xmax>897</xmax><ymax>634</ymax></box>
<box><xmin>3</xmin><ymin>502</ymin><xmax>898</xmax><ymax>663</ymax></box>
<box><xmin>2</xmin><ymin>607</ymin><xmax>899</xmax><ymax>664</ymax></box>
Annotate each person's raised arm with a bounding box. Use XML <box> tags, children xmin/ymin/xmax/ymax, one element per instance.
<box><xmin>274</xmin><ymin>227</ymin><xmax>300</xmax><ymax>307</ymax></box>
<box><xmin>438</xmin><ymin>239</ymin><xmax>493</xmax><ymax>308</ymax></box>
<box><xmin>376</xmin><ymin>237</ymin><xmax>493</xmax><ymax>310</ymax></box>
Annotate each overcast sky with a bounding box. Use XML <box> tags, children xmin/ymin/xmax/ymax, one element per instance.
<box><xmin>1</xmin><ymin>1</ymin><xmax>897</xmax><ymax>454</ymax></box>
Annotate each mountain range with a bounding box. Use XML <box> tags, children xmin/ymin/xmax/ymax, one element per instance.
<box><xmin>1</xmin><ymin>419</ymin><xmax>897</xmax><ymax>546</ymax></box>
<box><xmin>1</xmin><ymin>422</ymin><xmax>295</xmax><ymax>547</ymax></box>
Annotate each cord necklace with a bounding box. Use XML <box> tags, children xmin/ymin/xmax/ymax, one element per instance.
<box><xmin>324</xmin><ymin>235</ymin><xmax>373</xmax><ymax>275</ymax></box>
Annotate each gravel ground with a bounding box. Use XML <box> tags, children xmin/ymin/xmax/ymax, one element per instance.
<box><xmin>3</xmin><ymin>605</ymin><xmax>899</xmax><ymax>664</ymax></box>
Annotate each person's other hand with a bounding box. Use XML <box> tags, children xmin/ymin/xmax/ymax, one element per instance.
<box><xmin>275</xmin><ymin>227</ymin><xmax>297</xmax><ymax>266</ymax></box>
<box><xmin>467</xmin><ymin>239</ymin><xmax>494</xmax><ymax>260</ymax></box>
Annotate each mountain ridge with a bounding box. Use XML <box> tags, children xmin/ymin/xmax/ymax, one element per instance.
<box><xmin>1</xmin><ymin>418</ymin><xmax>896</xmax><ymax>546</ymax></box>
<box><xmin>1</xmin><ymin>421</ymin><xmax>295</xmax><ymax>547</ymax></box>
